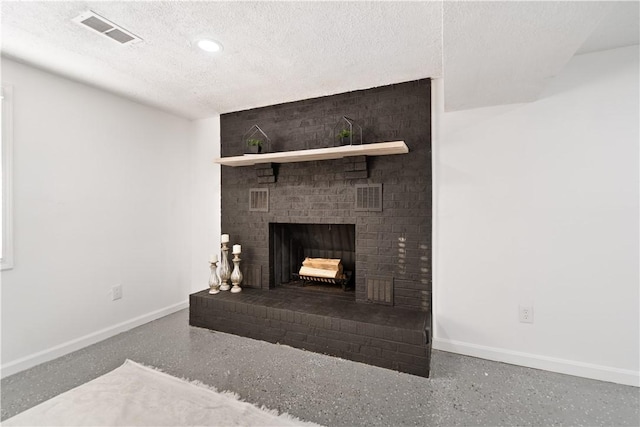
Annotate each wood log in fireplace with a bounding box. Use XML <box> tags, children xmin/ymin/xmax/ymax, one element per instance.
<box><xmin>299</xmin><ymin>257</ymin><xmax>344</xmax><ymax>279</ymax></box>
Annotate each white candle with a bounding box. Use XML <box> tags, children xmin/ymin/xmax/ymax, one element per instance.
<box><xmin>210</xmin><ymin>254</ymin><xmax>218</xmax><ymax>263</ymax></box>
<box><xmin>233</xmin><ymin>244</ymin><xmax>241</xmax><ymax>254</ymax></box>
<box><xmin>221</xmin><ymin>234</ymin><xmax>229</xmax><ymax>243</ymax></box>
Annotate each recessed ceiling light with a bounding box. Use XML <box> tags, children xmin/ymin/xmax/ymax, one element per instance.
<box><xmin>197</xmin><ymin>39</ymin><xmax>222</xmax><ymax>53</ymax></box>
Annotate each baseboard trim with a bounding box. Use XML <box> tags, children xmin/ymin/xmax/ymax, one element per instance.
<box><xmin>1</xmin><ymin>300</ymin><xmax>189</xmax><ymax>379</ymax></box>
<box><xmin>433</xmin><ymin>337</ymin><xmax>639</xmax><ymax>387</ymax></box>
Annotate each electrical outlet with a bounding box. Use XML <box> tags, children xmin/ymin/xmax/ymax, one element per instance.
<box><xmin>112</xmin><ymin>285</ymin><xmax>123</xmax><ymax>301</ymax></box>
<box><xmin>519</xmin><ymin>305</ymin><xmax>533</xmax><ymax>323</ymax></box>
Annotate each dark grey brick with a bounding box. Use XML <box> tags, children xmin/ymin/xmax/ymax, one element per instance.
<box><xmin>397</xmin><ymin>342</ymin><xmax>427</xmax><ymax>357</ymax></box>
<box><xmin>219</xmin><ymin>79</ymin><xmax>431</xmax><ymax>357</ymax></box>
<box><xmin>256</xmin><ymin>169</ymin><xmax>274</xmax><ymax>177</ymax></box>
<box><xmin>284</xmin><ymin>330</ymin><xmax>308</xmax><ymax>342</ymax></box>
<box><xmin>254</xmin><ymin>162</ymin><xmax>274</xmax><ymax>170</ymax></box>
<box><xmin>345</xmin><ymin>171</ymin><xmax>368</xmax><ymax>180</ymax></box>
<box><xmin>257</xmin><ymin>176</ymin><xmax>276</xmax><ymax>184</ymax></box>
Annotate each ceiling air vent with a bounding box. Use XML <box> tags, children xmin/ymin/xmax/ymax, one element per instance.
<box><xmin>72</xmin><ymin>11</ymin><xmax>142</xmax><ymax>45</ymax></box>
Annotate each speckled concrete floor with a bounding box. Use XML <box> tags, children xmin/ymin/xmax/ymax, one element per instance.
<box><xmin>2</xmin><ymin>309</ymin><xmax>638</xmax><ymax>426</ymax></box>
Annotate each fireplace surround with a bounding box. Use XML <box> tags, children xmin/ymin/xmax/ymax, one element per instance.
<box><xmin>190</xmin><ymin>79</ymin><xmax>432</xmax><ymax>376</ymax></box>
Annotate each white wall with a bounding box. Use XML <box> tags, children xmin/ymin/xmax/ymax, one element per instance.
<box><xmin>2</xmin><ymin>46</ymin><xmax>636</xmax><ymax>386</ymax></box>
<box><xmin>190</xmin><ymin>117</ymin><xmax>221</xmax><ymax>294</ymax></box>
<box><xmin>0</xmin><ymin>58</ymin><xmax>200</xmax><ymax>376</ymax></box>
<box><xmin>432</xmin><ymin>46</ymin><xmax>639</xmax><ymax>386</ymax></box>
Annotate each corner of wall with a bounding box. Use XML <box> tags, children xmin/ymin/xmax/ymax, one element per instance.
<box><xmin>190</xmin><ymin>116</ymin><xmax>222</xmax><ymax>294</ymax></box>
<box><xmin>432</xmin><ymin>47</ymin><xmax>639</xmax><ymax>387</ymax></box>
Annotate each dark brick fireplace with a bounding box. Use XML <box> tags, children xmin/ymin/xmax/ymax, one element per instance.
<box><xmin>190</xmin><ymin>79</ymin><xmax>432</xmax><ymax>376</ymax></box>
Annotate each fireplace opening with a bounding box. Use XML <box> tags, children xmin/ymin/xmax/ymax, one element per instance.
<box><xmin>269</xmin><ymin>223</ymin><xmax>355</xmax><ymax>294</ymax></box>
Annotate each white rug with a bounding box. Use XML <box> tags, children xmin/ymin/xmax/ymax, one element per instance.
<box><xmin>3</xmin><ymin>360</ymin><xmax>320</xmax><ymax>426</ymax></box>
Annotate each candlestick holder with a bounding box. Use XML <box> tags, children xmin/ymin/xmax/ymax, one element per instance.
<box><xmin>208</xmin><ymin>260</ymin><xmax>220</xmax><ymax>294</ymax></box>
<box><xmin>218</xmin><ymin>243</ymin><xmax>231</xmax><ymax>291</ymax></box>
<box><xmin>230</xmin><ymin>251</ymin><xmax>243</xmax><ymax>293</ymax></box>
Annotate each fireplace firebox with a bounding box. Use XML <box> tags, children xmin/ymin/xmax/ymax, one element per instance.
<box><xmin>270</xmin><ymin>223</ymin><xmax>355</xmax><ymax>292</ymax></box>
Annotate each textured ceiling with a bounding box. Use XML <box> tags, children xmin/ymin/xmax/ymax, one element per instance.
<box><xmin>1</xmin><ymin>1</ymin><xmax>637</xmax><ymax>120</ymax></box>
<box><xmin>576</xmin><ymin>1</ymin><xmax>640</xmax><ymax>55</ymax></box>
<box><xmin>443</xmin><ymin>1</ymin><xmax>617</xmax><ymax>111</ymax></box>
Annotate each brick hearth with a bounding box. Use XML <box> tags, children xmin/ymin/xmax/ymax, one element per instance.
<box><xmin>190</xmin><ymin>288</ymin><xmax>431</xmax><ymax>377</ymax></box>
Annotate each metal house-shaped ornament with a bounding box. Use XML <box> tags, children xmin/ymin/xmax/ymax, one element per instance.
<box><xmin>243</xmin><ymin>125</ymin><xmax>271</xmax><ymax>154</ymax></box>
<box><xmin>333</xmin><ymin>116</ymin><xmax>363</xmax><ymax>146</ymax></box>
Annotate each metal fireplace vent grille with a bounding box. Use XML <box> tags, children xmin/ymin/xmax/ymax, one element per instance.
<box><xmin>367</xmin><ymin>277</ymin><xmax>394</xmax><ymax>305</ymax></box>
<box><xmin>249</xmin><ymin>188</ymin><xmax>269</xmax><ymax>212</ymax></box>
<box><xmin>355</xmin><ymin>184</ymin><xmax>382</xmax><ymax>212</ymax></box>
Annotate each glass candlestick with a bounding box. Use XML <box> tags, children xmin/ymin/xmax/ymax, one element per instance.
<box><xmin>230</xmin><ymin>251</ymin><xmax>243</xmax><ymax>293</ymax></box>
<box><xmin>208</xmin><ymin>260</ymin><xmax>220</xmax><ymax>294</ymax></box>
<box><xmin>218</xmin><ymin>243</ymin><xmax>231</xmax><ymax>291</ymax></box>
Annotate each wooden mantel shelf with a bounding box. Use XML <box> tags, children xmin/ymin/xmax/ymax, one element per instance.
<box><xmin>213</xmin><ymin>141</ymin><xmax>408</xmax><ymax>167</ymax></box>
